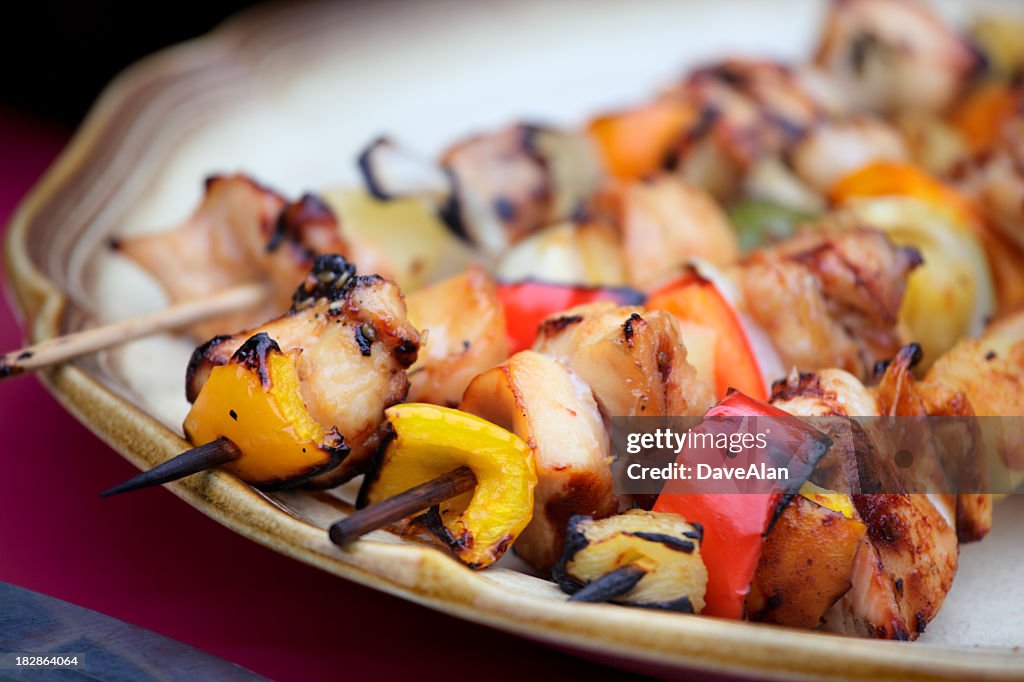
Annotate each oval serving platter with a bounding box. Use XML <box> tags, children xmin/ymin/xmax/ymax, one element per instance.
<box><xmin>5</xmin><ymin>1</ymin><xmax>1024</xmax><ymax>680</ymax></box>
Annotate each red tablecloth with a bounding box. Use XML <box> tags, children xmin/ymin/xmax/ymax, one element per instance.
<box><xmin>0</xmin><ymin>107</ymin><xmax>637</xmax><ymax>681</ymax></box>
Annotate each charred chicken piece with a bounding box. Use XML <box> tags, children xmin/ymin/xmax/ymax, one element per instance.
<box><xmin>404</xmin><ymin>267</ymin><xmax>509</xmax><ymax>407</ymax></box>
<box><xmin>664</xmin><ymin>59</ymin><xmax>837</xmax><ymax>200</ymax></box>
<box><xmin>113</xmin><ymin>174</ymin><xmax>348</xmax><ymax>339</ymax></box>
<box><xmin>836</xmin><ymin>493</ymin><xmax>958</xmax><ymax>640</ymax></box>
<box><xmin>955</xmin><ymin>116</ymin><xmax>1024</xmax><ymax>254</ymax></box>
<box><xmin>924</xmin><ymin>311</ymin><xmax>1024</xmax><ymax>472</ymax></box>
<box><xmin>186</xmin><ymin>254</ymin><xmax>420</xmax><ymax>487</ymax></box>
<box><xmin>359</xmin><ymin>126</ymin><xmax>603</xmax><ymax>256</ymax></box>
<box><xmin>734</xmin><ymin>228</ymin><xmax>921</xmax><ymax>379</ymax></box>
<box><xmin>553</xmin><ymin>510</ymin><xmax>708</xmax><ymax>613</ymax></box>
<box><xmin>460</xmin><ymin>351</ymin><xmax>615</xmax><ymax>571</ymax></box>
<box><xmin>593</xmin><ymin>175</ymin><xmax>740</xmax><ymax>290</ymax></box>
<box><xmin>787</xmin><ymin>116</ymin><xmax>909</xmax><ymax>195</ymax></box>
<box><xmin>813</xmin><ymin>0</ymin><xmax>983</xmax><ymax>116</ymax></box>
<box><xmin>532</xmin><ymin>302</ymin><xmax>714</xmax><ymax>421</ymax></box>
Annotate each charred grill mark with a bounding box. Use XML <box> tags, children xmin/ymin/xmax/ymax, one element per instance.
<box><xmin>623</xmin><ymin>312</ymin><xmax>643</xmax><ymax>343</ymax></box>
<box><xmin>686</xmin><ymin>106</ymin><xmax>720</xmax><ymax>145</ymax></box>
<box><xmin>16</xmin><ymin>351</ymin><xmax>32</xmax><ymax>360</ymax></box>
<box><xmin>493</xmin><ymin>197</ymin><xmax>518</xmax><ymax>222</ymax></box>
<box><xmin>639</xmin><ymin>595</ymin><xmax>695</xmax><ymax>613</ymax></box>
<box><xmin>354</xmin><ymin>428</ymin><xmax>395</xmax><ymax>510</ymax></box>
<box><xmin>915</xmin><ymin>610</ymin><xmax>928</xmax><ymax>634</ymax></box>
<box><xmin>231</xmin><ymin>333</ymin><xmax>281</xmax><ymax>387</ymax></box>
<box><xmin>357</xmin><ymin>136</ymin><xmax>393</xmax><ymax>201</ymax></box>
<box><xmin>0</xmin><ymin>361</ymin><xmax>23</xmax><ymax>379</ymax></box>
<box><xmin>569</xmin><ymin>565</ymin><xmax>647</xmax><ymax>603</ymax></box>
<box><xmin>656</xmin><ymin>349</ymin><xmax>672</xmax><ymax>384</ymax></box>
<box><xmin>253</xmin><ymin>439</ymin><xmax>346</xmax><ymax>491</ymax></box>
<box><xmin>437</xmin><ymin>167</ymin><xmax>469</xmax><ymax>241</ymax></box>
<box><xmin>290</xmin><ymin>254</ymin><xmax>358</xmax><ymax>312</ymax></box>
<box><xmin>849</xmin><ymin>32</ymin><xmax>881</xmax><ymax>76</ymax></box>
<box><xmin>268</xmin><ymin>193</ymin><xmax>337</xmax><ymax>255</ymax></box>
<box><xmin>354</xmin><ymin>323</ymin><xmax>376</xmax><ymax>357</ymax></box>
<box><xmin>546</xmin><ymin>474</ymin><xmax>612</xmax><ymax>561</ymax></box>
<box><xmin>551</xmin><ymin>514</ymin><xmax>591</xmax><ymax>594</ymax></box>
<box><xmin>686</xmin><ymin>522</ymin><xmax>704</xmax><ymax>542</ymax></box>
<box><xmin>538</xmin><ymin>315</ymin><xmax>583</xmax><ymax>338</ymax></box>
<box><xmin>771</xmin><ymin>372</ymin><xmax>825</xmax><ymax>401</ymax></box>
<box><xmin>624</xmin><ymin>532</ymin><xmax>695</xmax><ymax>553</ymax></box>
<box><xmin>186</xmin><ymin>334</ymin><xmax>232</xmax><ymax>402</ymax></box>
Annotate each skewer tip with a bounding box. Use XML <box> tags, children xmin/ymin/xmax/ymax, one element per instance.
<box><xmin>100</xmin><ymin>437</ymin><xmax>241</xmax><ymax>498</ymax></box>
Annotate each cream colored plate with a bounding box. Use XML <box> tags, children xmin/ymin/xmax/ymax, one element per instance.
<box><xmin>5</xmin><ymin>1</ymin><xmax>1023</xmax><ymax>679</ymax></box>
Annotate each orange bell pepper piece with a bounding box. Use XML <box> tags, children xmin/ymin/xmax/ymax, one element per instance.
<box><xmin>588</xmin><ymin>100</ymin><xmax>696</xmax><ymax>180</ymax></box>
<box><xmin>828</xmin><ymin>161</ymin><xmax>980</xmax><ymax>228</ymax></box>
<box><xmin>950</xmin><ymin>83</ymin><xmax>1018</xmax><ymax>154</ymax></box>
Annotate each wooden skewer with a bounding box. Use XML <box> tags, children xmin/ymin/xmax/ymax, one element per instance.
<box><xmin>328</xmin><ymin>466</ymin><xmax>477</xmax><ymax>546</ymax></box>
<box><xmin>0</xmin><ymin>282</ymin><xmax>268</xmax><ymax>382</ymax></box>
<box><xmin>100</xmin><ymin>437</ymin><xmax>242</xmax><ymax>497</ymax></box>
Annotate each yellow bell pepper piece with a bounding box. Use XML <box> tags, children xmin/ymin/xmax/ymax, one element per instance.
<box><xmin>184</xmin><ymin>333</ymin><xmax>346</xmax><ymax>489</ymax></box>
<box><xmin>361</xmin><ymin>403</ymin><xmax>537</xmax><ymax>569</ymax></box>
<box><xmin>798</xmin><ymin>481</ymin><xmax>856</xmax><ymax>520</ymax></box>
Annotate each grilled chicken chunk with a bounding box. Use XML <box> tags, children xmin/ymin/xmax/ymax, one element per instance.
<box><xmin>838</xmin><ymin>493</ymin><xmax>958</xmax><ymax>640</ymax></box>
<box><xmin>788</xmin><ymin>116</ymin><xmax>909</xmax><ymax>194</ymax></box>
<box><xmin>596</xmin><ymin>175</ymin><xmax>740</xmax><ymax>289</ymax></box>
<box><xmin>186</xmin><ymin>255</ymin><xmax>419</xmax><ymax>487</ymax></box>
<box><xmin>768</xmin><ymin>340</ymin><xmax>1007</xmax><ymax>639</ymax></box>
<box><xmin>922</xmin><ymin>311</ymin><xmax>1024</xmax><ymax>473</ymax></box>
<box><xmin>532</xmin><ymin>302</ymin><xmax>714</xmax><ymax>421</ymax></box>
<box><xmin>113</xmin><ymin>174</ymin><xmax>348</xmax><ymax>339</ymax></box>
<box><xmin>733</xmin><ymin>228</ymin><xmax>921</xmax><ymax>379</ymax></box>
<box><xmin>460</xmin><ymin>351</ymin><xmax>615</xmax><ymax>571</ymax></box>
<box><xmin>814</xmin><ymin>0</ymin><xmax>982</xmax><ymax>115</ymax></box>
<box><xmin>955</xmin><ymin>115</ymin><xmax>1024</xmax><ymax>267</ymax></box>
<box><xmin>404</xmin><ymin>267</ymin><xmax>509</xmax><ymax>407</ymax></box>
<box><xmin>664</xmin><ymin>59</ymin><xmax>837</xmax><ymax>200</ymax></box>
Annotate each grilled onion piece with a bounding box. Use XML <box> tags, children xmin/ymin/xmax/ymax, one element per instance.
<box><xmin>553</xmin><ymin>510</ymin><xmax>708</xmax><ymax>613</ymax></box>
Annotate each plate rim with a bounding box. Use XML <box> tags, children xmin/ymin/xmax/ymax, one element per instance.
<box><xmin>4</xmin><ymin>3</ymin><xmax>1023</xmax><ymax>680</ymax></box>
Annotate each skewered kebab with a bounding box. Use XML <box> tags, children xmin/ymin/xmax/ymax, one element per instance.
<box><xmin>103</xmin><ymin>254</ymin><xmax>420</xmax><ymax>494</ymax></box>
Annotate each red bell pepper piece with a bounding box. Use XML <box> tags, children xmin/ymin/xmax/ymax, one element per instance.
<box><xmin>647</xmin><ymin>272</ymin><xmax>766</xmax><ymax>400</ymax></box>
<box><xmin>652</xmin><ymin>391</ymin><xmax>830</xmax><ymax>619</ymax></box>
<box><xmin>496</xmin><ymin>280</ymin><xmax>646</xmax><ymax>353</ymax></box>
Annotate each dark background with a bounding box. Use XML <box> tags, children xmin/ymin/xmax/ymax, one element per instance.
<box><xmin>2</xmin><ymin>1</ymin><xmax>260</xmax><ymax>127</ymax></box>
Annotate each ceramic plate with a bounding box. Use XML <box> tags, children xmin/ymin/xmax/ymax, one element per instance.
<box><xmin>5</xmin><ymin>1</ymin><xmax>1023</xmax><ymax>679</ymax></box>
